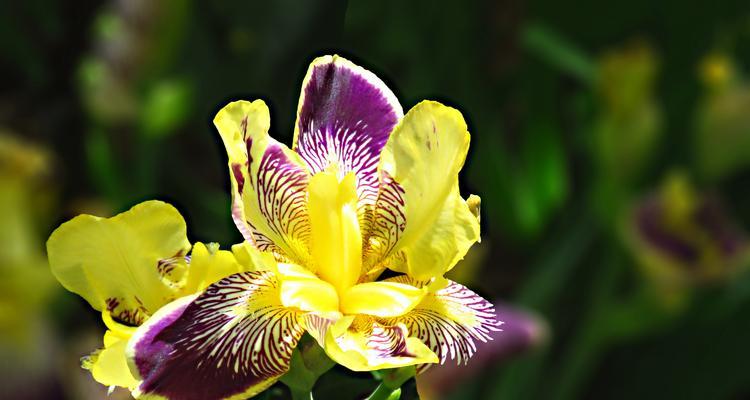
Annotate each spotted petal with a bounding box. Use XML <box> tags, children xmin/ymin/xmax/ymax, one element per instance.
<box><xmin>215</xmin><ymin>100</ymin><xmax>312</xmax><ymax>265</ymax></box>
<box><xmin>383</xmin><ymin>276</ymin><xmax>501</xmax><ymax>373</ymax></box>
<box><xmin>372</xmin><ymin>101</ymin><xmax>481</xmax><ymax>279</ymax></box>
<box><xmin>46</xmin><ymin>200</ymin><xmax>191</xmax><ymax>325</ymax></box>
<box><xmin>293</xmin><ymin>55</ymin><xmax>403</xmax><ymax>230</ymax></box>
<box><xmin>127</xmin><ymin>271</ymin><xmax>306</xmax><ymax>400</ymax></box>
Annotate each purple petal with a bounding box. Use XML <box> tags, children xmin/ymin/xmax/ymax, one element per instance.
<box><xmin>128</xmin><ymin>271</ymin><xmax>305</xmax><ymax>400</ymax></box>
<box><xmin>294</xmin><ymin>55</ymin><xmax>403</xmax><ymax>218</ymax></box>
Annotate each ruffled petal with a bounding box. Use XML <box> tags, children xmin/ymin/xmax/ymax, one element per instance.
<box><xmin>127</xmin><ymin>271</ymin><xmax>306</xmax><ymax>400</ymax></box>
<box><xmin>293</xmin><ymin>55</ymin><xmax>403</xmax><ymax>230</ymax></box>
<box><xmin>370</xmin><ymin>101</ymin><xmax>481</xmax><ymax>280</ymax></box>
<box><xmin>322</xmin><ymin>316</ymin><xmax>438</xmax><ymax>372</ymax></box>
<box><xmin>215</xmin><ymin>100</ymin><xmax>311</xmax><ymax>264</ymax></box>
<box><xmin>47</xmin><ymin>200</ymin><xmax>191</xmax><ymax>324</ymax></box>
<box><xmin>382</xmin><ymin>276</ymin><xmax>501</xmax><ymax>373</ymax></box>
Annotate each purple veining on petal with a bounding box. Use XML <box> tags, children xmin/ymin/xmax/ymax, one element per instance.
<box><xmin>231</xmin><ymin>163</ymin><xmax>245</xmax><ymax>194</ymax></box>
<box><xmin>295</xmin><ymin>59</ymin><xmax>401</xmax><ymax>215</ymax></box>
<box><xmin>368</xmin><ymin>323</ymin><xmax>415</xmax><ymax>359</ymax></box>
<box><xmin>364</xmin><ymin>171</ymin><xmax>407</xmax><ymax>267</ymax></box>
<box><xmin>416</xmin><ymin>302</ymin><xmax>545</xmax><ymax>397</ymax></box>
<box><xmin>250</xmin><ymin>143</ymin><xmax>310</xmax><ymax>256</ymax></box>
<box><xmin>383</xmin><ymin>277</ymin><xmax>502</xmax><ymax>374</ymax></box>
<box><xmin>232</xmin><ymin>136</ymin><xmax>310</xmax><ymax>260</ymax></box>
<box><xmin>302</xmin><ymin>313</ymin><xmax>337</xmax><ymax>346</ymax></box>
<box><xmin>131</xmin><ymin>272</ymin><xmax>305</xmax><ymax>400</ymax></box>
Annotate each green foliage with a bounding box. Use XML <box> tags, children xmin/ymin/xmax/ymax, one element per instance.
<box><xmin>4</xmin><ymin>0</ymin><xmax>750</xmax><ymax>399</ymax></box>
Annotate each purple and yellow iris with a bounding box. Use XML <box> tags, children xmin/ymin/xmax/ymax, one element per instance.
<box><xmin>47</xmin><ymin>55</ymin><xmax>500</xmax><ymax>400</ymax></box>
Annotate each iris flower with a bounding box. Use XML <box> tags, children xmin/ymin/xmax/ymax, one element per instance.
<box><xmin>47</xmin><ymin>55</ymin><xmax>500</xmax><ymax>399</ymax></box>
<box><xmin>47</xmin><ymin>200</ymin><xmax>259</xmax><ymax>390</ymax></box>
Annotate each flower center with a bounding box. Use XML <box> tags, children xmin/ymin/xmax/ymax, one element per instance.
<box><xmin>307</xmin><ymin>170</ymin><xmax>362</xmax><ymax>293</ymax></box>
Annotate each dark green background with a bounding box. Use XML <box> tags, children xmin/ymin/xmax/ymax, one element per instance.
<box><xmin>3</xmin><ymin>0</ymin><xmax>750</xmax><ymax>399</ymax></box>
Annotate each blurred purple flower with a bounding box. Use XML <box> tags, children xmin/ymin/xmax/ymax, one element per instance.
<box><xmin>416</xmin><ymin>302</ymin><xmax>547</xmax><ymax>399</ymax></box>
<box><xmin>626</xmin><ymin>173</ymin><xmax>749</xmax><ymax>289</ymax></box>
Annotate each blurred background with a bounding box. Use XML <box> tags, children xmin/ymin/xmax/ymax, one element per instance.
<box><xmin>3</xmin><ymin>0</ymin><xmax>750</xmax><ymax>399</ymax></box>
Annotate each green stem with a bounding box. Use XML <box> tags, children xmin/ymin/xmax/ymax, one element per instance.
<box><xmin>289</xmin><ymin>389</ymin><xmax>313</xmax><ymax>400</ymax></box>
<box><xmin>521</xmin><ymin>23</ymin><xmax>596</xmax><ymax>84</ymax></box>
<box><xmin>554</xmin><ymin>315</ymin><xmax>606</xmax><ymax>400</ymax></box>
<box><xmin>553</xmin><ymin>240</ymin><xmax>626</xmax><ymax>400</ymax></box>
<box><xmin>491</xmin><ymin>212</ymin><xmax>595</xmax><ymax>399</ymax></box>
<box><xmin>366</xmin><ymin>366</ymin><xmax>414</xmax><ymax>400</ymax></box>
<box><xmin>366</xmin><ymin>383</ymin><xmax>399</xmax><ymax>400</ymax></box>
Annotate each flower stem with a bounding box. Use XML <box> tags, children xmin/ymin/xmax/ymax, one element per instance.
<box><xmin>290</xmin><ymin>388</ymin><xmax>314</xmax><ymax>400</ymax></box>
<box><xmin>366</xmin><ymin>366</ymin><xmax>414</xmax><ymax>400</ymax></box>
<box><xmin>366</xmin><ymin>384</ymin><xmax>400</xmax><ymax>400</ymax></box>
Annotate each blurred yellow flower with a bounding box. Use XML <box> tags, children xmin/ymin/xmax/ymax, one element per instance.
<box><xmin>0</xmin><ymin>133</ymin><xmax>56</xmax><ymax>345</ymax></box>
<box><xmin>695</xmin><ymin>52</ymin><xmax>750</xmax><ymax>181</ymax></box>
<box><xmin>700</xmin><ymin>52</ymin><xmax>734</xmax><ymax>90</ymax></box>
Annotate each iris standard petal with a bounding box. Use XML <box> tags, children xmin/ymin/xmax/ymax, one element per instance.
<box><xmin>322</xmin><ymin>316</ymin><xmax>438</xmax><ymax>372</ymax></box>
<box><xmin>371</xmin><ymin>101</ymin><xmax>481</xmax><ymax>280</ymax></box>
<box><xmin>382</xmin><ymin>276</ymin><xmax>501</xmax><ymax>373</ymax></box>
<box><xmin>293</xmin><ymin>55</ymin><xmax>403</xmax><ymax>230</ymax></box>
<box><xmin>47</xmin><ymin>200</ymin><xmax>191</xmax><ymax>324</ymax></box>
<box><xmin>214</xmin><ymin>100</ymin><xmax>312</xmax><ymax>265</ymax></box>
<box><xmin>127</xmin><ymin>271</ymin><xmax>305</xmax><ymax>400</ymax></box>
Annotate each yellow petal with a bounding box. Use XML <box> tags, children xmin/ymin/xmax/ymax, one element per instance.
<box><xmin>340</xmin><ymin>281</ymin><xmax>425</xmax><ymax>317</ymax></box>
<box><xmin>376</xmin><ymin>101</ymin><xmax>480</xmax><ymax>280</ymax></box>
<box><xmin>181</xmin><ymin>242</ymin><xmax>247</xmax><ymax>294</ymax></box>
<box><xmin>277</xmin><ymin>263</ymin><xmax>339</xmax><ymax>313</ymax></box>
<box><xmin>214</xmin><ymin>100</ymin><xmax>312</xmax><ymax>266</ymax></box>
<box><xmin>231</xmin><ymin>241</ymin><xmax>278</xmax><ymax>272</ymax></box>
<box><xmin>382</xmin><ymin>276</ymin><xmax>501</xmax><ymax>372</ymax></box>
<box><xmin>47</xmin><ymin>200</ymin><xmax>191</xmax><ymax>324</ymax></box>
<box><xmin>323</xmin><ymin>316</ymin><xmax>438</xmax><ymax>371</ymax></box>
<box><xmin>308</xmin><ymin>171</ymin><xmax>362</xmax><ymax>292</ymax></box>
<box><xmin>84</xmin><ymin>318</ymin><xmax>139</xmax><ymax>390</ymax></box>
<box><xmin>90</xmin><ymin>335</ymin><xmax>139</xmax><ymax>390</ymax></box>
